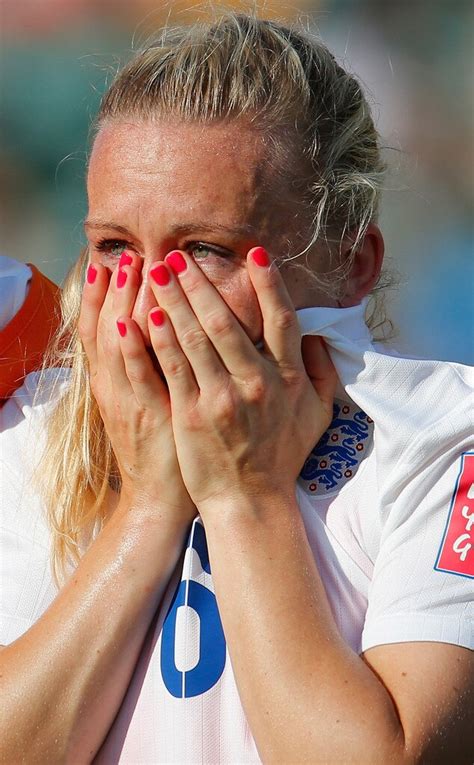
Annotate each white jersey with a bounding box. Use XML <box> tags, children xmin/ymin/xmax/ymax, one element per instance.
<box><xmin>1</xmin><ymin>300</ymin><xmax>472</xmax><ymax>763</ymax></box>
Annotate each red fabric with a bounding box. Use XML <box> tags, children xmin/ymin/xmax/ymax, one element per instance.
<box><xmin>0</xmin><ymin>264</ymin><xmax>61</xmax><ymax>399</ymax></box>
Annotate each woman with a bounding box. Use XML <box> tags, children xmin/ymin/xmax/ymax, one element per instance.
<box><xmin>1</xmin><ymin>13</ymin><xmax>472</xmax><ymax>764</ymax></box>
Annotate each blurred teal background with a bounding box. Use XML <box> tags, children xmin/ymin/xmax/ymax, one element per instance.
<box><xmin>1</xmin><ymin>0</ymin><xmax>473</xmax><ymax>363</ymax></box>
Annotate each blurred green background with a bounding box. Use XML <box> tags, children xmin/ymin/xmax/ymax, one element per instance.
<box><xmin>1</xmin><ymin>0</ymin><xmax>473</xmax><ymax>362</ymax></box>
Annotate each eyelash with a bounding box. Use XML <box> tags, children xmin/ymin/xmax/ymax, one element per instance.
<box><xmin>94</xmin><ymin>239</ymin><xmax>232</xmax><ymax>260</ymax></box>
<box><xmin>94</xmin><ymin>240</ymin><xmax>128</xmax><ymax>258</ymax></box>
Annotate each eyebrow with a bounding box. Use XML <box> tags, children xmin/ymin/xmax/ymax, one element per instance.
<box><xmin>84</xmin><ymin>219</ymin><xmax>257</xmax><ymax>239</ymax></box>
<box><xmin>84</xmin><ymin>220</ymin><xmax>133</xmax><ymax>237</ymax></box>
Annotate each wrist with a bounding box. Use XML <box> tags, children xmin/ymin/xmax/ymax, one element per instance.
<box><xmin>114</xmin><ymin>493</ymin><xmax>195</xmax><ymax>537</ymax></box>
<box><xmin>197</xmin><ymin>486</ymin><xmax>300</xmax><ymax>526</ymax></box>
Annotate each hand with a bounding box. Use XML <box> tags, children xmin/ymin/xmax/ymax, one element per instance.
<box><xmin>145</xmin><ymin>247</ymin><xmax>337</xmax><ymax>514</ymax></box>
<box><xmin>78</xmin><ymin>252</ymin><xmax>196</xmax><ymax>526</ymax></box>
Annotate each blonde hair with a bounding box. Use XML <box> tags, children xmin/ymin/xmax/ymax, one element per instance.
<box><xmin>39</xmin><ymin>12</ymin><xmax>389</xmax><ymax>581</ymax></box>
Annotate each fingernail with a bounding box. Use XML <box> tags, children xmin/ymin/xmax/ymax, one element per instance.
<box><xmin>116</xmin><ymin>320</ymin><xmax>127</xmax><ymax>337</ymax></box>
<box><xmin>150</xmin><ymin>308</ymin><xmax>165</xmax><ymax>327</ymax></box>
<box><xmin>150</xmin><ymin>263</ymin><xmax>170</xmax><ymax>287</ymax></box>
<box><xmin>119</xmin><ymin>251</ymin><xmax>133</xmax><ymax>267</ymax></box>
<box><xmin>251</xmin><ymin>247</ymin><xmax>270</xmax><ymax>267</ymax></box>
<box><xmin>166</xmin><ymin>250</ymin><xmax>187</xmax><ymax>275</ymax></box>
<box><xmin>117</xmin><ymin>268</ymin><xmax>127</xmax><ymax>288</ymax></box>
<box><xmin>87</xmin><ymin>264</ymin><xmax>97</xmax><ymax>284</ymax></box>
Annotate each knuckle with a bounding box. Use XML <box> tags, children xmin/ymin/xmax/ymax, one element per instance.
<box><xmin>163</xmin><ymin>289</ymin><xmax>186</xmax><ymax>310</ymax></box>
<box><xmin>179</xmin><ymin>326</ymin><xmax>208</xmax><ymax>353</ymax></box>
<box><xmin>181</xmin><ymin>275</ymin><xmax>201</xmax><ymax>296</ymax></box>
<box><xmin>126</xmin><ymin>365</ymin><xmax>149</xmax><ymax>386</ymax></box>
<box><xmin>273</xmin><ymin>305</ymin><xmax>296</xmax><ymax>332</ymax></box>
<box><xmin>122</xmin><ymin>343</ymin><xmax>142</xmax><ymax>363</ymax></box>
<box><xmin>162</xmin><ymin>354</ymin><xmax>188</xmax><ymax>378</ymax></box>
<box><xmin>214</xmin><ymin>392</ymin><xmax>236</xmax><ymax>424</ymax></box>
<box><xmin>281</xmin><ymin>365</ymin><xmax>305</xmax><ymax>390</ymax></box>
<box><xmin>206</xmin><ymin>310</ymin><xmax>234</xmax><ymax>338</ymax></box>
<box><xmin>245</xmin><ymin>373</ymin><xmax>267</xmax><ymax>404</ymax></box>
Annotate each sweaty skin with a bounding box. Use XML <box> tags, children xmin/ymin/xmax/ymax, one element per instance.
<box><xmin>86</xmin><ymin>119</ymin><xmax>338</xmax><ymax>345</ymax></box>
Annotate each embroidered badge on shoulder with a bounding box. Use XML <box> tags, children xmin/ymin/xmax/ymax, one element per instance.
<box><xmin>298</xmin><ymin>399</ymin><xmax>373</xmax><ymax>497</ymax></box>
<box><xmin>434</xmin><ymin>452</ymin><xmax>474</xmax><ymax>579</ymax></box>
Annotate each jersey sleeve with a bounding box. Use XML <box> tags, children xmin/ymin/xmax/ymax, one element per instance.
<box><xmin>0</xmin><ymin>256</ymin><xmax>31</xmax><ymax>330</ymax></box>
<box><xmin>361</xmin><ymin>398</ymin><xmax>473</xmax><ymax>653</ymax></box>
<box><xmin>0</xmin><ymin>372</ymin><xmax>65</xmax><ymax>644</ymax></box>
<box><xmin>0</xmin><ymin>261</ymin><xmax>61</xmax><ymax>400</ymax></box>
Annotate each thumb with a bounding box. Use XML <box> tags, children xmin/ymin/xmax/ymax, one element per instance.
<box><xmin>301</xmin><ymin>335</ymin><xmax>338</xmax><ymax>416</ymax></box>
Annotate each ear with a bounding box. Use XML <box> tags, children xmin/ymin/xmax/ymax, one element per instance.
<box><xmin>338</xmin><ymin>223</ymin><xmax>385</xmax><ymax>307</ymax></box>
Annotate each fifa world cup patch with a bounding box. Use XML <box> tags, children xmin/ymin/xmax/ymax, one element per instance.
<box><xmin>435</xmin><ymin>452</ymin><xmax>474</xmax><ymax>579</ymax></box>
<box><xmin>298</xmin><ymin>399</ymin><xmax>373</xmax><ymax>497</ymax></box>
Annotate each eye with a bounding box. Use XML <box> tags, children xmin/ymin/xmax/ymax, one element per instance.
<box><xmin>186</xmin><ymin>242</ymin><xmax>232</xmax><ymax>260</ymax></box>
<box><xmin>94</xmin><ymin>239</ymin><xmax>129</xmax><ymax>258</ymax></box>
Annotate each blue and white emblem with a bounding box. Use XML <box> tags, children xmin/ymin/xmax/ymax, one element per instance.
<box><xmin>298</xmin><ymin>399</ymin><xmax>373</xmax><ymax>497</ymax></box>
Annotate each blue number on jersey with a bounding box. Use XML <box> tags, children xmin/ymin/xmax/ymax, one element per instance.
<box><xmin>160</xmin><ymin>522</ymin><xmax>226</xmax><ymax>698</ymax></box>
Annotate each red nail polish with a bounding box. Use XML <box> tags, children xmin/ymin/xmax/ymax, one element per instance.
<box><xmin>116</xmin><ymin>320</ymin><xmax>127</xmax><ymax>337</ymax></box>
<box><xmin>251</xmin><ymin>247</ymin><xmax>270</xmax><ymax>267</ymax></box>
<box><xmin>150</xmin><ymin>308</ymin><xmax>165</xmax><ymax>327</ymax></box>
<box><xmin>150</xmin><ymin>264</ymin><xmax>170</xmax><ymax>286</ymax></box>
<box><xmin>87</xmin><ymin>265</ymin><xmax>97</xmax><ymax>284</ymax></box>
<box><xmin>119</xmin><ymin>251</ymin><xmax>133</xmax><ymax>267</ymax></box>
<box><xmin>117</xmin><ymin>268</ymin><xmax>127</xmax><ymax>288</ymax></box>
<box><xmin>166</xmin><ymin>251</ymin><xmax>187</xmax><ymax>275</ymax></box>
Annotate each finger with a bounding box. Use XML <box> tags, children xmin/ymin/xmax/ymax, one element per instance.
<box><xmin>78</xmin><ymin>262</ymin><xmax>110</xmax><ymax>377</ymax></box>
<box><xmin>111</xmin><ymin>262</ymin><xmax>141</xmax><ymax>321</ymax></box>
<box><xmin>247</xmin><ymin>247</ymin><xmax>303</xmax><ymax>368</ymax></box>
<box><xmin>148</xmin><ymin>306</ymin><xmax>199</xmax><ymax>403</ymax></box>
<box><xmin>97</xmin><ymin>249</ymin><xmax>142</xmax><ymax>342</ymax></box>
<box><xmin>301</xmin><ymin>335</ymin><xmax>338</xmax><ymax>416</ymax></box>
<box><xmin>117</xmin><ymin>249</ymin><xmax>143</xmax><ymax>274</ymax></box>
<box><xmin>163</xmin><ymin>250</ymin><xmax>258</xmax><ymax>378</ymax></box>
<box><xmin>99</xmin><ymin>262</ymin><xmax>144</xmax><ymax>398</ymax></box>
<box><xmin>148</xmin><ymin>259</ymin><xmax>226</xmax><ymax>389</ymax></box>
<box><xmin>115</xmin><ymin>315</ymin><xmax>170</xmax><ymax>409</ymax></box>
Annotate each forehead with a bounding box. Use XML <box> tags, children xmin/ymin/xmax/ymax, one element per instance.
<box><xmin>87</xmin><ymin>120</ymin><xmax>277</xmax><ymax>231</ymax></box>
